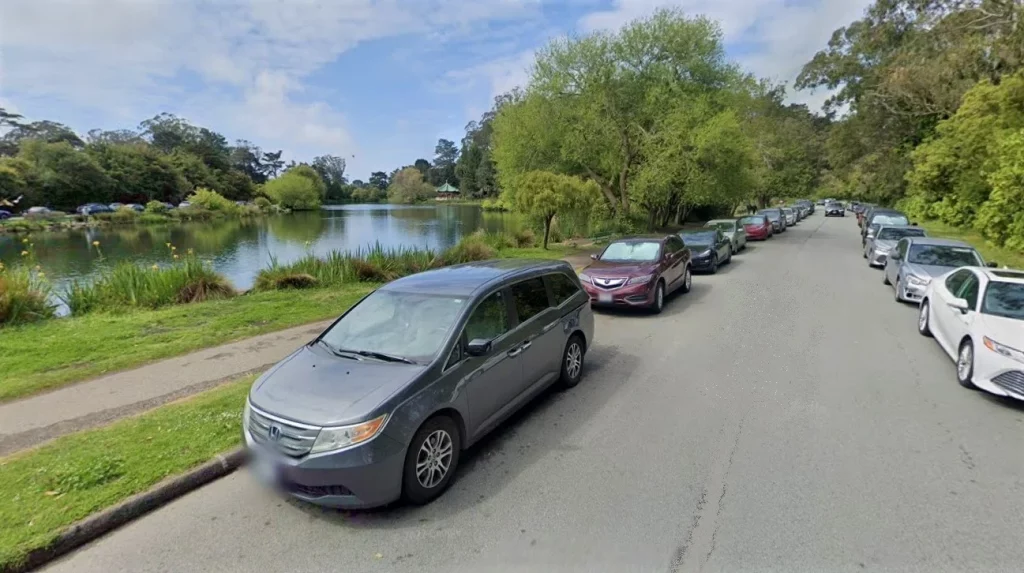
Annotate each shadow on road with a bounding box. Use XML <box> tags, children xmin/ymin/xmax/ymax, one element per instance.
<box><xmin>589</xmin><ymin>281</ymin><xmax>710</xmax><ymax>319</ymax></box>
<box><xmin>290</xmin><ymin>343</ymin><xmax>639</xmax><ymax>528</ymax></box>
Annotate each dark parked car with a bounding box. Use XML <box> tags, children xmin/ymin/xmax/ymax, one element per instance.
<box><xmin>862</xmin><ymin>209</ymin><xmax>910</xmax><ymax>246</ymax></box>
<box><xmin>739</xmin><ymin>214</ymin><xmax>772</xmax><ymax>240</ymax></box>
<box><xmin>245</xmin><ymin>259</ymin><xmax>595</xmax><ymax>509</ymax></box>
<box><xmin>125</xmin><ymin>203</ymin><xmax>145</xmax><ymax>212</ymax></box>
<box><xmin>580</xmin><ymin>235</ymin><xmax>692</xmax><ymax>313</ymax></box>
<box><xmin>824</xmin><ymin>202</ymin><xmax>845</xmax><ymax>217</ymax></box>
<box><xmin>758</xmin><ymin>208</ymin><xmax>786</xmax><ymax>232</ymax></box>
<box><xmin>78</xmin><ymin>203</ymin><xmax>114</xmax><ymax>215</ymax></box>
<box><xmin>681</xmin><ymin>229</ymin><xmax>732</xmax><ymax>274</ymax></box>
<box><xmin>796</xmin><ymin>199</ymin><xmax>814</xmax><ymax>215</ymax></box>
<box><xmin>0</xmin><ymin>209</ymin><xmax>11</xmax><ymax>220</ymax></box>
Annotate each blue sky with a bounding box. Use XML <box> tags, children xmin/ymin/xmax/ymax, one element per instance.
<box><xmin>0</xmin><ymin>0</ymin><xmax>871</xmax><ymax>181</ymax></box>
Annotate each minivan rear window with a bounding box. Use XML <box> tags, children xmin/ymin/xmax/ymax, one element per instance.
<box><xmin>511</xmin><ymin>278</ymin><xmax>551</xmax><ymax>324</ymax></box>
<box><xmin>547</xmin><ymin>273</ymin><xmax>581</xmax><ymax>307</ymax></box>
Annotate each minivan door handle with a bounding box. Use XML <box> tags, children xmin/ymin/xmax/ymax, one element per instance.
<box><xmin>507</xmin><ymin>347</ymin><xmax>524</xmax><ymax>358</ymax></box>
<box><xmin>519</xmin><ymin>341</ymin><xmax>532</xmax><ymax>352</ymax></box>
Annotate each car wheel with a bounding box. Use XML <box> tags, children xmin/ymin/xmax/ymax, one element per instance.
<box><xmin>558</xmin><ymin>335</ymin><xmax>586</xmax><ymax>389</ymax></box>
<box><xmin>651</xmin><ymin>281</ymin><xmax>665</xmax><ymax>314</ymax></box>
<box><xmin>863</xmin><ymin>249</ymin><xmax>869</xmax><ymax>259</ymax></box>
<box><xmin>709</xmin><ymin>255</ymin><xmax>719</xmax><ymax>274</ymax></box>
<box><xmin>883</xmin><ymin>271</ymin><xmax>891</xmax><ymax>285</ymax></box>
<box><xmin>680</xmin><ymin>266</ymin><xmax>692</xmax><ymax>294</ymax></box>
<box><xmin>918</xmin><ymin>300</ymin><xmax>933</xmax><ymax>337</ymax></box>
<box><xmin>402</xmin><ymin>416</ymin><xmax>461</xmax><ymax>505</ymax></box>
<box><xmin>956</xmin><ymin>339</ymin><xmax>977</xmax><ymax>390</ymax></box>
<box><xmin>894</xmin><ymin>276</ymin><xmax>903</xmax><ymax>302</ymax></box>
<box><xmin>725</xmin><ymin>246</ymin><xmax>733</xmax><ymax>264</ymax></box>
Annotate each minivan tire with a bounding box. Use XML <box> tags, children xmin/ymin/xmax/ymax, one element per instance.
<box><xmin>402</xmin><ymin>415</ymin><xmax>461</xmax><ymax>506</ymax></box>
<box><xmin>679</xmin><ymin>266</ymin><xmax>692</xmax><ymax>294</ymax></box>
<box><xmin>558</xmin><ymin>334</ymin><xmax>586</xmax><ymax>389</ymax></box>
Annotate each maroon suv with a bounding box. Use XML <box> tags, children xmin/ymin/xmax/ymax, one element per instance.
<box><xmin>580</xmin><ymin>235</ymin><xmax>692</xmax><ymax>313</ymax></box>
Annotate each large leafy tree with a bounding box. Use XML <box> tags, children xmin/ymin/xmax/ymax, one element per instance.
<box><xmin>428</xmin><ymin>138</ymin><xmax>459</xmax><ymax>187</ymax></box>
<box><xmin>493</xmin><ymin>9</ymin><xmax>740</xmax><ymax>216</ymax></box>
<box><xmin>368</xmin><ymin>171</ymin><xmax>389</xmax><ymax>190</ymax></box>
<box><xmin>86</xmin><ymin>143</ymin><xmax>189</xmax><ymax>203</ymax></box>
<box><xmin>312</xmin><ymin>154</ymin><xmax>348</xmax><ymax>203</ymax></box>
<box><xmin>17</xmin><ymin>140</ymin><xmax>114</xmax><ymax>209</ymax></box>
<box><xmin>387</xmin><ymin>167</ymin><xmax>434</xmax><ymax>204</ymax></box>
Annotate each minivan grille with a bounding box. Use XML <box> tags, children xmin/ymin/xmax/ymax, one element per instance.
<box><xmin>248</xmin><ymin>406</ymin><xmax>320</xmax><ymax>457</ymax></box>
<box><xmin>992</xmin><ymin>371</ymin><xmax>1024</xmax><ymax>397</ymax></box>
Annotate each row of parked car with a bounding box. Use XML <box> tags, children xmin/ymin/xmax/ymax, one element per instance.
<box><xmin>576</xmin><ymin>200</ymin><xmax>816</xmax><ymax>313</ymax></box>
<box><xmin>242</xmin><ymin>200</ymin><xmax>819</xmax><ymax>511</ymax></box>
<box><xmin>836</xmin><ymin>201</ymin><xmax>1023</xmax><ymax>403</ymax></box>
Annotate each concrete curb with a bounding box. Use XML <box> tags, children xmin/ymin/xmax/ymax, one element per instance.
<box><xmin>6</xmin><ymin>447</ymin><xmax>247</xmax><ymax>573</ymax></box>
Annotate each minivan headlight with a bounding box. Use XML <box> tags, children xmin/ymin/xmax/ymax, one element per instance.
<box><xmin>310</xmin><ymin>414</ymin><xmax>388</xmax><ymax>454</ymax></box>
<box><xmin>242</xmin><ymin>400</ymin><xmax>251</xmax><ymax>431</ymax></box>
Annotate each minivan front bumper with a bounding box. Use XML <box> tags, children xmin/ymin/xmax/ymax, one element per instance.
<box><xmin>245</xmin><ymin>422</ymin><xmax>406</xmax><ymax>509</ymax></box>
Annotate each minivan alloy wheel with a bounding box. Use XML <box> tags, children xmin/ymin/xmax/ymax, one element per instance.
<box><xmin>416</xmin><ymin>429</ymin><xmax>453</xmax><ymax>489</ymax></box>
<box><xmin>566</xmin><ymin>341</ymin><xmax>582</xmax><ymax>380</ymax></box>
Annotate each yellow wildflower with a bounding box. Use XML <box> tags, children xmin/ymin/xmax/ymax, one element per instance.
<box><xmin>187</xmin><ymin>248</ymin><xmax>194</xmax><ymax>255</ymax></box>
<box><xmin>92</xmin><ymin>240</ymin><xmax>100</xmax><ymax>247</ymax></box>
<box><xmin>20</xmin><ymin>250</ymin><xmax>28</xmax><ymax>257</ymax></box>
<box><xmin>173</xmin><ymin>254</ymin><xmax>179</xmax><ymax>260</ymax></box>
<box><xmin>152</xmin><ymin>264</ymin><xmax>159</xmax><ymax>271</ymax></box>
<box><xmin>166</xmin><ymin>242</ymin><xmax>171</xmax><ymax>248</ymax></box>
<box><xmin>37</xmin><ymin>272</ymin><xmax>45</xmax><ymax>279</ymax></box>
<box><xmin>171</xmin><ymin>246</ymin><xmax>177</xmax><ymax>251</ymax></box>
<box><xmin>22</xmin><ymin>237</ymin><xmax>29</xmax><ymax>244</ymax></box>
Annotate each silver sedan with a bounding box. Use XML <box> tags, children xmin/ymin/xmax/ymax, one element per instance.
<box><xmin>864</xmin><ymin>225</ymin><xmax>927</xmax><ymax>268</ymax></box>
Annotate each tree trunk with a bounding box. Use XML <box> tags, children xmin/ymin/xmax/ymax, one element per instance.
<box><xmin>618</xmin><ymin>168</ymin><xmax>630</xmax><ymax>215</ymax></box>
<box><xmin>543</xmin><ymin>214</ymin><xmax>554</xmax><ymax>249</ymax></box>
<box><xmin>660</xmin><ymin>207</ymin><xmax>672</xmax><ymax>228</ymax></box>
<box><xmin>647</xmin><ymin>207</ymin><xmax>657</xmax><ymax>231</ymax></box>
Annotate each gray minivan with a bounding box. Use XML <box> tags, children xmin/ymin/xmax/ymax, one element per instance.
<box><xmin>244</xmin><ymin>259</ymin><xmax>595</xmax><ymax>509</ymax></box>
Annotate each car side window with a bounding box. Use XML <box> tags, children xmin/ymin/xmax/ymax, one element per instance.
<box><xmin>443</xmin><ymin>341</ymin><xmax>463</xmax><ymax>371</ymax></box>
<box><xmin>956</xmin><ymin>273</ymin><xmax>980</xmax><ymax>310</ymax></box>
<box><xmin>666</xmin><ymin>236</ymin><xmax>684</xmax><ymax>254</ymax></box>
<box><xmin>944</xmin><ymin>270</ymin><xmax>969</xmax><ymax>294</ymax></box>
<box><xmin>510</xmin><ymin>277</ymin><xmax>551</xmax><ymax>324</ymax></box>
<box><xmin>546</xmin><ymin>273</ymin><xmax>582</xmax><ymax>307</ymax></box>
<box><xmin>894</xmin><ymin>239</ymin><xmax>908</xmax><ymax>259</ymax></box>
<box><xmin>464</xmin><ymin>290</ymin><xmax>510</xmax><ymax>343</ymax></box>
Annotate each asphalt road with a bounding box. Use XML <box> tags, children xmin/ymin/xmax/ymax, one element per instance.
<box><xmin>44</xmin><ymin>212</ymin><xmax>1024</xmax><ymax>573</ymax></box>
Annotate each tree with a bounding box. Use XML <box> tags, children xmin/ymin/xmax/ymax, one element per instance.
<box><xmin>505</xmin><ymin>171</ymin><xmax>599</xmax><ymax>248</ymax></box>
<box><xmin>492</xmin><ymin>9</ymin><xmax>739</xmax><ymax>216</ymax></box>
<box><xmin>86</xmin><ymin>143</ymin><xmax>189</xmax><ymax>203</ymax></box>
<box><xmin>283</xmin><ymin>164</ymin><xmax>327</xmax><ymax>201</ymax></box>
<box><xmin>428</xmin><ymin>139</ymin><xmax>459</xmax><ymax>187</ymax></box>
<box><xmin>261</xmin><ymin>150</ymin><xmax>284</xmax><ymax>178</ymax></box>
<box><xmin>413</xmin><ymin>159</ymin><xmax>431</xmax><ymax>179</ymax></box>
<box><xmin>168</xmin><ymin>150</ymin><xmax>220</xmax><ymax>192</ymax></box>
<box><xmin>368</xmin><ymin>171</ymin><xmax>389</xmax><ymax>190</ymax></box>
<box><xmin>231</xmin><ymin>140</ymin><xmax>267</xmax><ymax>184</ymax></box>
<box><xmin>312</xmin><ymin>155</ymin><xmax>348</xmax><ymax>203</ymax></box>
<box><xmin>263</xmin><ymin>171</ymin><xmax>322</xmax><ymax>210</ymax></box>
<box><xmin>139</xmin><ymin>113</ymin><xmax>198</xmax><ymax>154</ymax></box>
<box><xmin>387</xmin><ymin>167</ymin><xmax>434</xmax><ymax>204</ymax></box>
<box><xmin>17</xmin><ymin>140</ymin><xmax>113</xmax><ymax>209</ymax></box>
<box><xmin>2</xmin><ymin>121</ymin><xmax>85</xmax><ymax>154</ymax></box>
<box><xmin>87</xmin><ymin>129</ymin><xmax>144</xmax><ymax>145</ymax></box>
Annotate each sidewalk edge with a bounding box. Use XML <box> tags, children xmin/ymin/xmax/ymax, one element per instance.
<box><xmin>6</xmin><ymin>447</ymin><xmax>247</xmax><ymax>573</ymax></box>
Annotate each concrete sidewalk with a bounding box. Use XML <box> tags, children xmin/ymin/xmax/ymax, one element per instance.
<box><xmin>0</xmin><ymin>319</ymin><xmax>332</xmax><ymax>456</ymax></box>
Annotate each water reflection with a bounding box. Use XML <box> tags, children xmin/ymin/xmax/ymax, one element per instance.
<box><xmin>0</xmin><ymin>204</ymin><xmax>525</xmax><ymax>291</ymax></box>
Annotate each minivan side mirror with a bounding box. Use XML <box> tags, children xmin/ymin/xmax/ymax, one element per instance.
<box><xmin>590</xmin><ymin>254</ymin><xmax>598</xmax><ymax>260</ymax></box>
<box><xmin>911</xmin><ymin>222</ymin><xmax>919</xmax><ymax>226</ymax></box>
<box><xmin>986</xmin><ymin>261</ymin><xmax>998</xmax><ymax>268</ymax></box>
<box><xmin>466</xmin><ymin>339</ymin><xmax>492</xmax><ymax>357</ymax></box>
<box><xmin>947</xmin><ymin>298</ymin><xmax>969</xmax><ymax>313</ymax></box>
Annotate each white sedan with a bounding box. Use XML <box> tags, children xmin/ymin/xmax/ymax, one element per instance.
<box><xmin>917</xmin><ymin>266</ymin><xmax>1024</xmax><ymax>400</ymax></box>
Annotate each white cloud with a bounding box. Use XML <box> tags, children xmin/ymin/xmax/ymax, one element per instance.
<box><xmin>0</xmin><ymin>0</ymin><xmax>542</xmax><ymax>167</ymax></box>
<box><xmin>579</xmin><ymin>0</ymin><xmax>872</xmax><ymax>110</ymax></box>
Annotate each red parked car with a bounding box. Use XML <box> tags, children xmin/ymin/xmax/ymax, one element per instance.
<box><xmin>579</xmin><ymin>235</ymin><xmax>692</xmax><ymax>314</ymax></box>
<box><xmin>739</xmin><ymin>214</ymin><xmax>772</xmax><ymax>240</ymax></box>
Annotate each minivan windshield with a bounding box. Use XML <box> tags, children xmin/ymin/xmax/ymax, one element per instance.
<box><xmin>599</xmin><ymin>241</ymin><xmax>661</xmax><ymax>262</ymax></box>
<box><xmin>982</xmin><ymin>281</ymin><xmax>1024</xmax><ymax>320</ymax></box>
<box><xmin>907</xmin><ymin>245</ymin><xmax>982</xmax><ymax>267</ymax></box>
<box><xmin>877</xmin><ymin>227</ymin><xmax>926</xmax><ymax>240</ymax></box>
<box><xmin>319</xmin><ymin>290</ymin><xmax>466</xmax><ymax>362</ymax></box>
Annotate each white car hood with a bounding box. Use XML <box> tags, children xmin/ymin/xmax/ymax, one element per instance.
<box><xmin>976</xmin><ymin>313</ymin><xmax>1024</xmax><ymax>349</ymax></box>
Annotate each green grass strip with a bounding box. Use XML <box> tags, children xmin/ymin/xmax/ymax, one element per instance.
<box><xmin>0</xmin><ymin>284</ymin><xmax>374</xmax><ymax>402</ymax></box>
<box><xmin>0</xmin><ymin>376</ymin><xmax>253</xmax><ymax>570</ymax></box>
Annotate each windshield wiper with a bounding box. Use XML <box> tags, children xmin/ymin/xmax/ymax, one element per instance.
<box><xmin>316</xmin><ymin>339</ymin><xmax>362</xmax><ymax>361</ymax></box>
<box><xmin>348</xmin><ymin>350</ymin><xmax>416</xmax><ymax>364</ymax></box>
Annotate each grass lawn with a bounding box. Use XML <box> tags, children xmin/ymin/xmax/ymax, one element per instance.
<box><xmin>0</xmin><ymin>376</ymin><xmax>252</xmax><ymax>571</ymax></box>
<box><xmin>916</xmin><ymin>220</ymin><xmax>1024</xmax><ymax>270</ymax></box>
<box><xmin>0</xmin><ymin>284</ymin><xmax>375</xmax><ymax>403</ymax></box>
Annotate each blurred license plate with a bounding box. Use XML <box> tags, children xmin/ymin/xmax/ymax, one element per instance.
<box><xmin>251</xmin><ymin>451</ymin><xmax>283</xmax><ymax>486</ymax></box>
<box><xmin>598</xmin><ymin>292</ymin><xmax>612</xmax><ymax>303</ymax></box>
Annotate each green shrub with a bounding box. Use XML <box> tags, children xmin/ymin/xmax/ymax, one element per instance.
<box><xmin>111</xmin><ymin>208</ymin><xmax>139</xmax><ymax>224</ymax></box>
<box><xmin>145</xmin><ymin>201</ymin><xmax>169</xmax><ymax>214</ymax></box>
<box><xmin>264</xmin><ymin>172</ymin><xmax>322</xmax><ymax>210</ymax></box>
<box><xmin>186</xmin><ymin>188</ymin><xmax>239</xmax><ymax>214</ymax></box>
<box><xmin>0</xmin><ymin>266</ymin><xmax>55</xmax><ymax>326</ymax></box>
<box><xmin>62</xmin><ymin>254</ymin><xmax>234</xmax><ymax>315</ymax></box>
<box><xmin>513</xmin><ymin>228</ymin><xmax>537</xmax><ymax>248</ymax></box>
<box><xmin>481</xmin><ymin>198</ymin><xmax>509</xmax><ymax>212</ymax></box>
<box><xmin>254</xmin><ymin>197</ymin><xmax>272</xmax><ymax>210</ymax></box>
<box><xmin>442</xmin><ymin>233</ymin><xmax>497</xmax><ymax>265</ymax></box>
<box><xmin>138</xmin><ymin>213</ymin><xmax>169</xmax><ymax>225</ymax></box>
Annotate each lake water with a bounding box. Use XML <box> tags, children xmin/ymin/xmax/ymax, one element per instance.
<box><xmin>0</xmin><ymin>205</ymin><xmax>525</xmax><ymax>292</ymax></box>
